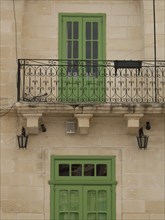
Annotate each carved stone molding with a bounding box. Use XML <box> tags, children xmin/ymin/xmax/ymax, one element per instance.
<box><xmin>23</xmin><ymin>113</ymin><xmax>43</xmax><ymax>134</ymax></box>
<box><xmin>124</xmin><ymin>114</ymin><xmax>144</xmax><ymax>135</ymax></box>
<box><xmin>74</xmin><ymin>114</ymin><xmax>93</xmax><ymax>134</ymax></box>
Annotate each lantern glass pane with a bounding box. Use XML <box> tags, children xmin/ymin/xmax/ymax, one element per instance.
<box><xmin>17</xmin><ymin>134</ymin><xmax>28</xmax><ymax>149</ymax></box>
<box><xmin>137</xmin><ymin>136</ymin><xmax>149</xmax><ymax>149</ymax></box>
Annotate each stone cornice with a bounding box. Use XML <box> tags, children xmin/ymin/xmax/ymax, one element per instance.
<box><xmin>15</xmin><ymin>102</ymin><xmax>165</xmax><ymax>116</ymax></box>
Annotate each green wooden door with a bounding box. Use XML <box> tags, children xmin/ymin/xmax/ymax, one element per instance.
<box><xmin>55</xmin><ymin>185</ymin><xmax>111</xmax><ymax>220</ymax></box>
<box><xmin>50</xmin><ymin>156</ymin><xmax>116</xmax><ymax>220</ymax></box>
<box><xmin>58</xmin><ymin>14</ymin><xmax>106</xmax><ymax>103</ymax></box>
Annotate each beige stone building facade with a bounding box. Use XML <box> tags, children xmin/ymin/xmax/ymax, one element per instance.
<box><xmin>0</xmin><ymin>0</ymin><xmax>165</xmax><ymax>220</ymax></box>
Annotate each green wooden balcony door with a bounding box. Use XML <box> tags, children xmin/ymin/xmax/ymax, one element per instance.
<box><xmin>58</xmin><ymin>14</ymin><xmax>106</xmax><ymax>103</ymax></box>
<box><xmin>55</xmin><ymin>185</ymin><xmax>111</xmax><ymax>220</ymax></box>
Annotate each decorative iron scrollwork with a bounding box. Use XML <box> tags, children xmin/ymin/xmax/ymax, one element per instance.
<box><xmin>17</xmin><ymin>59</ymin><xmax>165</xmax><ymax>104</ymax></box>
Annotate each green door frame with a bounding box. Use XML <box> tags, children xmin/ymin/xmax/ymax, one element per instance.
<box><xmin>50</xmin><ymin>156</ymin><xmax>116</xmax><ymax>220</ymax></box>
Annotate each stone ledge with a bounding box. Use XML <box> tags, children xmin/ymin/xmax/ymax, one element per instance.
<box><xmin>15</xmin><ymin>103</ymin><xmax>165</xmax><ymax>135</ymax></box>
<box><xmin>15</xmin><ymin>102</ymin><xmax>165</xmax><ymax>116</ymax></box>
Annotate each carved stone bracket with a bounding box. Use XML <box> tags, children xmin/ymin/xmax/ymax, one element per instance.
<box><xmin>74</xmin><ymin>114</ymin><xmax>93</xmax><ymax>134</ymax></box>
<box><xmin>124</xmin><ymin>114</ymin><xmax>144</xmax><ymax>135</ymax></box>
<box><xmin>23</xmin><ymin>113</ymin><xmax>43</xmax><ymax>134</ymax></box>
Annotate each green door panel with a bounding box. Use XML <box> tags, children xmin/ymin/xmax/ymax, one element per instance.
<box><xmin>55</xmin><ymin>185</ymin><xmax>83</xmax><ymax>220</ymax></box>
<box><xmin>58</xmin><ymin>14</ymin><xmax>106</xmax><ymax>103</ymax></box>
<box><xmin>84</xmin><ymin>186</ymin><xmax>111</xmax><ymax>220</ymax></box>
<box><xmin>55</xmin><ymin>185</ymin><xmax>111</xmax><ymax>220</ymax></box>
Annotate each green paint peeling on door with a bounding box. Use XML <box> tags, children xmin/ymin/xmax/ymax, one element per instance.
<box><xmin>50</xmin><ymin>156</ymin><xmax>116</xmax><ymax>220</ymax></box>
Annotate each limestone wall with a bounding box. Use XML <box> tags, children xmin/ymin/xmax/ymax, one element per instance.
<box><xmin>0</xmin><ymin>0</ymin><xmax>165</xmax><ymax>220</ymax></box>
<box><xmin>1</xmin><ymin>0</ymin><xmax>25</xmax><ymax>104</ymax></box>
<box><xmin>142</xmin><ymin>0</ymin><xmax>165</xmax><ymax>59</ymax></box>
<box><xmin>22</xmin><ymin>0</ymin><xmax>144</xmax><ymax>59</ymax></box>
<box><xmin>21</xmin><ymin>0</ymin><xmax>165</xmax><ymax>60</ymax></box>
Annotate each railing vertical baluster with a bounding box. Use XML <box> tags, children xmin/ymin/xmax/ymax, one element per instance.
<box><xmin>17</xmin><ymin>59</ymin><xmax>21</xmax><ymax>102</ymax></box>
<box><xmin>23</xmin><ymin>59</ymin><xmax>26</xmax><ymax>101</ymax></box>
<box><xmin>153</xmin><ymin>0</ymin><xmax>157</xmax><ymax>102</ymax></box>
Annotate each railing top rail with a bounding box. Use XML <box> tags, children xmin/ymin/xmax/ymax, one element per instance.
<box><xmin>18</xmin><ymin>59</ymin><xmax>165</xmax><ymax>67</ymax></box>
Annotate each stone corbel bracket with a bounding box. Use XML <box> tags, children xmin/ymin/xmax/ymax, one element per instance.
<box><xmin>74</xmin><ymin>114</ymin><xmax>93</xmax><ymax>134</ymax></box>
<box><xmin>23</xmin><ymin>113</ymin><xmax>43</xmax><ymax>134</ymax></box>
<box><xmin>124</xmin><ymin>114</ymin><xmax>144</xmax><ymax>135</ymax></box>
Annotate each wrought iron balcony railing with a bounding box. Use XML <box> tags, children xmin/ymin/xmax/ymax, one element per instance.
<box><xmin>17</xmin><ymin>59</ymin><xmax>165</xmax><ymax>104</ymax></box>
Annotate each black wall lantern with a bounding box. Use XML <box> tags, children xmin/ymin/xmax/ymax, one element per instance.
<box><xmin>136</xmin><ymin>122</ymin><xmax>151</xmax><ymax>149</ymax></box>
<box><xmin>17</xmin><ymin>127</ymin><xmax>29</xmax><ymax>149</ymax></box>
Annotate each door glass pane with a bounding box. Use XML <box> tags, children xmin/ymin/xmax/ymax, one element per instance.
<box><xmin>86</xmin><ymin>60</ymin><xmax>91</xmax><ymax>76</ymax></box>
<box><xmin>92</xmin><ymin>61</ymin><xmax>98</xmax><ymax>77</ymax></box>
<box><xmin>86</xmin><ymin>41</ymin><xmax>91</xmax><ymax>59</ymax></box>
<box><xmin>70</xmin><ymin>190</ymin><xmax>79</xmax><ymax>211</ymax></box>
<box><xmin>59</xmin><ymin>164</ymin><xmax>70</xmax><ymax>176</ymax></box>
<box><xmin>73</xmin><ymin>22</ymin><xmax>78</xmax><ymax>39</ymax></box>
<box><xmin>67</xmin><ymin>22</ymin><xmax>72</xmax><ymax>39</ymax></box>
<box><xmin>98</xmin><ymin>190</ymin><xmax>107</xmax><ymax>211</ymax></box>
<box><xmin>96</xmin><ymin>164</ymin><xmax>107</xmax><ymax>176</ymax></box>
<box><xmin>67</xmin><ymin>22</ymin><xmax>79</xmax><ymax>60</ymax></box>
<box><xmin>93</xmin><ymin>22</ymin><xmax>98</xmax><ymax>40</ymax></box>
<box><xmin>93</xmin><ymin>42</ymin><xmax>98</xmax><ymax>59</ymax></box>
<box><xmin>86</xmin><ymin>22</ymin><xmax>91</xmax><ymax>40</ymax></box>
<box><xmin>84</xmin><ymin>164</ymin><xmax>94</xmax><ymax>176</ymax></box>
<box><xmin>71</xmin><ymin>164</ymin><xmax>82</xmax><ymax>176</ymax></box>
<box><xmin>67</xmin><ymin>41</ymin><xmax>72</xmax><ymax>58</ymax></box>
<box><xmin>73</xmin><ymin>41</ymin><xmax>78</xmax><ymax>58</ymax></box>
<box><xmin>67</xmin><ymin>60</ymin><xmax>72</xmax><ymax>75</ymax></box>
<box><xmin>72</xmin><ymin>60</ymin><xmax>78</xmax><ymax>76</ymax></box>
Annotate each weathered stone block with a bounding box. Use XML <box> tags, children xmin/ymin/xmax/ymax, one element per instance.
<box><xmin>150</xmin><ymin>214</ymin><xmax>165</xmax><ymax>220</ymax></box>
<box><xmin>2</xmin><ymin>200</ymin><xmax>44</xmax><ymax>213</ymax></box>
<box><xmin>123</xmin><ymin>213</ymin><xmax>149</xmax><ymax>219</ymax></box>
<box><xmin>17</xmin><ymin>213</ymin><xmax>44</xmax><ymax>220</ymax></box>
<box><xmin>123</xmin><ymin>200</ymin><xmax>145</xmax><ymax>212</ymax></box>
<box><xmin>145</xmin><ymin>201</ymin><xmax>165</xmax><ymax>213</ymax></box>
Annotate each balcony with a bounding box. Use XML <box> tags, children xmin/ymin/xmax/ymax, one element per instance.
<box><xmin>17</xmin><ymin>59</ymin><xmax>165</xmax><ymax>105</ymax></box>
